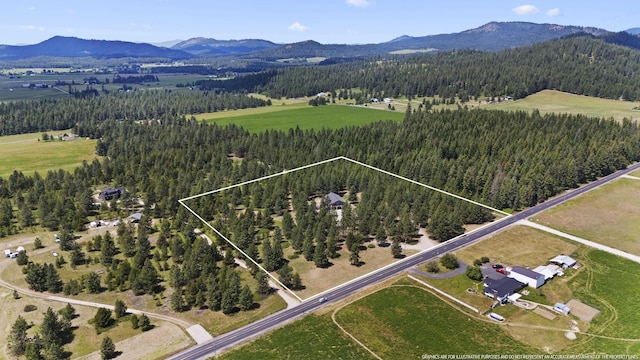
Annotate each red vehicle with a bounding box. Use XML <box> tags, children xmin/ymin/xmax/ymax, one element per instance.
<box><xmin>495</xmin><ymin>268</ymin><xmax>507</xmax><ymax>275</ymax></box>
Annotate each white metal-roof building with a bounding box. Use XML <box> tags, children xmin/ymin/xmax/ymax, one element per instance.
<box><xmin>550</xmin><ymin>255</ymin><xmax>577</xmax><ymax>268</ymax></box>
<box><xmin>509</xmin><ymin>266</ymin><xmax>545</xmax><ymax>289</ymax></box>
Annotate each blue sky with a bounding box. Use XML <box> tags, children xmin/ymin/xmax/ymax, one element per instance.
<box><xmin>0</xmin><ymin>1</ymin><xmax>637</xmax><ymax>45</ymax></box>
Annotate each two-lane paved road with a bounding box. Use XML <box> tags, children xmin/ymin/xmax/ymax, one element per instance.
<box><xmin>169</xmin><ymin>161</ymin><xmax>640</xmax><ymax>360</ymax></box>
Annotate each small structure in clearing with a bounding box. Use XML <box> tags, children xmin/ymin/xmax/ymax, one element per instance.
<box><xmin>325</xmin><ymin>192</ymin><xmax>345</xmax><ymax>210</ymax></box>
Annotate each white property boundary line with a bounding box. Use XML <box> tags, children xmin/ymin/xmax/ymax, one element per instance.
<box><xmin>407</xmin><ymin>275</ymin><xmax>479</xmax><ymax>313</ymax></box>
<box><xmin>179</xmin><ymin>156</ymin><xmax>510</xmax><ymax>302</ymax></box>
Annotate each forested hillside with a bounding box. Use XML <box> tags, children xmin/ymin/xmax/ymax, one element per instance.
<box><xmin>213</xmin><ymin>36</ymin><xmax>640</xmax><ymax>102</ymax></box>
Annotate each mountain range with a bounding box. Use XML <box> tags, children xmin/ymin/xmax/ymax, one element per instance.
<box><xmin>0</xmin><ymin>22</ymin><xmax>637</xmax><ymax>62</ymax></box>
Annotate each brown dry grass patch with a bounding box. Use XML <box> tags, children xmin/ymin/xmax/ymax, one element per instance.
<box><xmin>566</xmin><ymin>299</ymin><xmax>600</xmax><ymax>322</ymax></box>
<box><xmin>532</xmin><ymin>178</ymin><xmax>640</xmax><ymax>255</ymax></box>
<box><xmin>283</xmin><ymin>243</ymin><xmax>418</xmax><ymax>299</ymax></box>
<box><xmin>455</xmin><ymin>225</ymin><xmax>578</xmax><ymax>269</ymax></box>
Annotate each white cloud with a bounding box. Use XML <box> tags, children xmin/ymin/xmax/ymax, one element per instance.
<box><xmin>346</xmin><ymin>0</ymin><xmax>374</xmax><ymax>7</ymax></box>
<box><xmin>130</xmin><ymin>22</ymin><xmax>152</xmax><ymax>30</ymax></box>
<box><xmin>288</xmin><ymin>21</ymin><xmax>309</xmax><ymax>32</ymax></box>
<box><xmin>513</xmin><ymin>4</ymin><xmax>540</xmax><ymax>15</ymax></box>
<box><xmin>546</xmin><ymin>8</ymin><xmax>560</xmax><ymax>17</ymax></box>
<box><xmin>28</xmin><ymin>6</ymin><xmax>35</xmax><ymax>11</ymax></box>
<box><xmin>21</xmin><ymin>25</ymin><xmax>45</xmax><ymax>31</ymax></box>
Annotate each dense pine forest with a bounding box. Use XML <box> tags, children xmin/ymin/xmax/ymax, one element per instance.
<box><xmin>0</xmin><ymin>91</ymin><xmax>270</xmax><ymax>136</ymax></box>
<box><xmin>2</xmin><ymin>33</ymin><xmax>640</xmax><ymax>320</ymax></box>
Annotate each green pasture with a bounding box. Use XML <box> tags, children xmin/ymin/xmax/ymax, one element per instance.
<box><xmin>486</xmin><ymin>90</ymin><xmax>640</xmax><ymax>122</ymax></box>
<box><xmin>335</xmin><ymin>283</ymin><xmax>538</xmax><ymax>358</ymax></box>
<box><xmin>218</xmin><ymin>314</ymin><xmax>375</xmax><ymax>360</ymax></box>
<box><xmin>0</xmin><ymin>132</ymin><xmax>97</xmax><ymax>179</ymax></box>
<box><xmin>202</xmin><ymin>104</ymin><xmax>405</xmax><ymax>133</ymax></box>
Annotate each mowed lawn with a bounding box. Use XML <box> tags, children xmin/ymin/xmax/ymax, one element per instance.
<box><xmin>0</xmin><ymin>132</ymin><xmax>97</xmax><ymax>179</ymax></box>
<box><xmin>532</xmin><ymin>177</ymin><xmax>640</xmax><ymax>256</ymax></box>
<box><xmin>201</xmin><ymin>105</ymin><xmax>405</xmax><ymax>133</ymax></box>
<box><xmin>486</xmin><ymin>90</ymin><xmax>640</xmax><ymax>122</ymax></box>
<box><xmin>334</xmin><ymin>284</ymin><xmax>539</xmax><ymax>358</ymax></box>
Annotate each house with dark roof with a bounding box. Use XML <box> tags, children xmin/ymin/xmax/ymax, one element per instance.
<box><xmin>508</xmin><ymin>266</ymin><xmax>545</xmax><ymax>289</ymax></box>
<box><xmin>99</xmin><ymin>187</ymin><xmax>124</xmax><ymax>201</ymax></box>
<box><xmin>483</xmin><ymin>277</ymin><xmax>525</xmax><ymax>302</ymax></box>
<box><xmin>326</xmin><ymin>192</ymin><xmax>345</xmax><ymax>210</ymax></box>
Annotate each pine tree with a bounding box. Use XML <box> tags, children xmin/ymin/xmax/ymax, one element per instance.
<box><xmin>238</xmin><ymin>285</ymin><xmax>254</xmax><ymax>311</ymax></box>
<box><xmin>8</xmin><ymin>315</ymin><xmax>29</xmax><ymax>356</ymax></box>
<box><xmin>281</xmin><ymin>212</ymin><xmax>294</xmax><ymax>238</ymax></box>
<box><xmin>313</xmin><ymin>239</ymin><xmax>328</xmax><ymax>268</ymax></box>
<box><xmin>114</xmin><ymin>299</ymin><xmax>127</xmax><ymax>318</ymax></box>
<box><xmin>139</xmin><ymin>313</ymin><xmax>151</xmax><ymax>331</ymax></box>
<box><xmin>261</xmin><ymin>238</ymin><xmax>274</xmax><ymax>271</ymax></box>
<box><xmin>93</xmin><ymin>307</ymin><xmax>113</xmax><ymax>333</ymax></box>
<box><xmin>290</xmin><ymin>226</ymin><xmax>303</xmax><ymax>253</ymax></box>
<box><xmin>100</xmin><ymin>336</ymin><xmax>117</xmax><ymax>360</ymax></box>
<box><xmin>391</xmin><ymin>238</ymin><xmax>403</xmax><ymax>258</ymax></box>
<box><xmin>271</xmin><ymin>235</ymin><xmax>284</xmax><ymax>270</ymax></box>
<box><xmin>171</xmin><ymin>288</ymin><xmax>185</xmax><ymax>312</ymax></box>
<box><xmin>101</xmin><ymin>231</ymin><xmax>117</xmax><ymax>266</ymax></box>
<box><xmin>302</xmin><ymin>235</ymin><xmax>314</xmax><ymax>261</ymax></box>
<box><xmin>256</xmin><ymin>272</ymin><xmax>271</xmax><ymax>296</ymax></box>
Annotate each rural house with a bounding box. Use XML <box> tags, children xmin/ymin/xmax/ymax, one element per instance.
<box><xmin>99</xmin><ymin>187</ymin><xmax>124</xmax><ymax>201</ymax></box>
<box><xmin>326</xmin><ymin>192</ymin><xmax>345</xmax><ymax>210</ymax></box>
<box><xmin>483</xmin><ymin>277</ymin><xmax>525</xmax><ymax>302</ymax></box>
<box><xmin>508</xmin><ymin>266</ymin><xmax>545</xmax><ymax>289</ymax></box>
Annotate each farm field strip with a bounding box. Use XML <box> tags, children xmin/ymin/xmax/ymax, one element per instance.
<box><xmin>485</xmin><ymin>90</ymin><xmax>640</xmax><ymax>122</ymax></box>
<box><xmin>519</xmin><ymin>220</ymin><xmax>640</xmax><ymax>264</ymax></box>
<box><xmin>200</xmin><ymin>104</ymin><xmax>405</xmax><ymax>133</ymax></box>
<box><xmin>532</xmin><ymin>176</ymin><xmax>640</xmax><ymax>256</ymax></box>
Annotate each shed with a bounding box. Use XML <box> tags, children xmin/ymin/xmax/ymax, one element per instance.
<box><xmin>509</xmin><ymin>266</ymin><xmax>545</xmax><ymax>289</ymax></box>
<box><xmin>326</xmin><ymin>192</ymin><xmax>345</xmax><ymax>210</ymax></box>
<box><xmin>128</xmin><ymin>212</ymin><xmax>144</xmax><ymax>223</ymax></box>
<box><xmin>554</xmin><ymin>303</ymin><xmax>571</xmax><ymax>315</ymax></box>
<box><xmin>549</xmin><ymin>255</ymin><xmax>576</xmax><ymax>268</ymax></box>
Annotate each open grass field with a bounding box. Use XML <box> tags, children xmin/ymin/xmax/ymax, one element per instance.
<box><xmin>200</xmin><ymin>104</ymin><xmax>405</xmax><ymax>133</ymax></box>
<box><xmin>455</xmin><ymin>225</ymin><xmax>579</xmax><ymax>270</ymax></box>
<box><xmin>532</xmin><ymin>177</ymin><xmax>640</xmax><ymax>256</ymax></box>
<box><xmin>0</xmin><ymin>131</ymin><xmax>98</xmax><ymax>179</ymax></box>
<box><xmin>219</xmin><ymin>314</ymin><xmax>376</xmax><ymax>360</ymax></box>
<box><xmin>334</xmin><ymin>283</ymin><xmax>539</xmax><ymax>358</ymax></box>
<box><xmin>485</xmin><ymin>90</ymin><xmax>640</xmax><ymax>122</ymax></box>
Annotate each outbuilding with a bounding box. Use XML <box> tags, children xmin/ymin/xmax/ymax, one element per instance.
<box><xmin>554</xmin><ymin>302</ymin><xmax>571</xmax><ymax>315</ymax></box>
<box><xmin>549</xmin><ymin>255</ymin><xmax>577</xmax><ymax>269</ymax></box>
<box><xmin>533</xmin><ymin>265</ymin><xmax>560</xmax><ymax>280</ymax></box>
<box><xmin>509</xmin><ymin>266</ymin><xmax>545</xmax><ymax>289</ymax></box>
